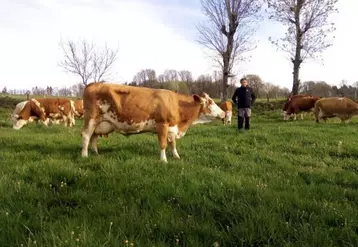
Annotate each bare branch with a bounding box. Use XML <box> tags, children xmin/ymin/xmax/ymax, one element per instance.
<box><xmin>266</xmin><ymin>0</ymin><xmax>338</xmax><ymax>94</ymax></box>
<box><xmin>58</xmin><ymin>38</ymin><xmax>118</xmax><ymax>85</ymax></box>
<box><xmin>197</xmin><ymin>0</ymin><xmax>262</xmax><ymax>100</ymax></box>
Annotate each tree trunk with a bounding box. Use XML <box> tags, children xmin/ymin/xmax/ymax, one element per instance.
<box><xmin>222</xmin><ymin>71</ymin><xmax>229</xmax><ymax>101</ymax></box>
<box><xmin>292</xmin><ymin>1</ymin><xmax>303</xmax><ymax>96</ymax></box>
<box><xmin>292</xmin><ymin>63</ymin><xmax>300</xmax><ymax>95</ymax></box>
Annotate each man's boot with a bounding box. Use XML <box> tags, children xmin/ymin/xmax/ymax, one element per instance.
<box><xmin>245</xmin><ymin>117</ymin><xmax>250</xmax><ymax>130</ymax></box>
<box><xmin>238</xmin><ymin>116</ymin><xmax>244</xmax><ymax>130</ymax></box>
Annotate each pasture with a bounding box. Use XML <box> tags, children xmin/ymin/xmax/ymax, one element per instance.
<box><xmin>0</xmin><ymin>96</ymin><xmax>358</xmax><ymax>246</ymax></box>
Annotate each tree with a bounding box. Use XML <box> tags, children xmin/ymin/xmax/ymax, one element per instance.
<box><xmin>59</xmin><ymin>39</ymin><xmax>118</xmax><ymax>85</ymax></box>
<box><xmin>163</xmin><ymin>69</ymin><xmax>178</xmax><ymax>81</ymax></box>
<box><xmin>267</xmin><ymin>0</ymin><xmax>339</xmax><ymax>95</ymax></box>
<box><xmin>244</xmin><ymin>74</ymin><xmax>264</xmax><ymax>96</ymax></box>
<box><xmin>178</xmin><ymin>70</ymin><xmax>193</xmax><ymax>83</ymax></box>
<box><xmin>197</xmin><ymin>0</ymin><xmax>262</xmax><ymax>101</ymax></box>
<box><xmin>71</xmin><ymin>83</ymin><xmax>85</xmax><ymax>97</ymax></box>
<box><xmin>263</xmin><ymin>82</ymin><xmax>276</xmax><ymax>102</ymax></box>
<box><xmin>2</xmin><ymin>87</ymin><xmax>7</xmax><ymax>94</ymax></box>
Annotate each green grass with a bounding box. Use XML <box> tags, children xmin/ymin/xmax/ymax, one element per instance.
<box><xmin>0</xmin><ymin>99</ymin><xmax>358</xmax><ymax>246</ymax></box>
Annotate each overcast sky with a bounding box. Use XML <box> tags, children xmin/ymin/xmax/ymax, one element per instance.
<box><xmin>0</xmin><ymin>0</ymin><xmax>356</xmax><ymax>90</ymax></box>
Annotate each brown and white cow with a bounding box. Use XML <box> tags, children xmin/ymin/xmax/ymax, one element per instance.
<box><xmin>284</xmin><ymin>95</ymin><xmax>320</xmax><ymax>121</ymax></box>
<box><xmin>80</xmin><ymin>82</ymin><xmax>225</xmax><ymax>162</ymax></box>
<box><xmin>314</xmin><ymin>97</ymin><xmax>358</xmax><ymax>123</ymax></box>
<box><xmin>10</xmin><ymin>100</ymin><xmax>62</xmax><ymax>126</ymax></box>
<box><xmin>219</xmin><ymin>101</ymin><xmax>233</xmax><ymax>125</ymax></box>
<box><xmin>12</xmin><ymin>98</ymin><xmax>75</xmax><ymax>130</ymax></box>
<box><xmin>282</xmin><ymin>94</ymin><xmax>312</xmax><ymax>120</ymax></box>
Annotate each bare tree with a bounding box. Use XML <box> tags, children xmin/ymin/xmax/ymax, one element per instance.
<box><xmin>245</xmin><ymin>74</ymin><xmax>264</xmax><ymax>96</ymax></box>
<box><xmin>59</xmin><ymin>38</ymin><xmax>118</xmax><ymax>85</ymax></box>
<box><xmin>266</xmin><ymin>0</ymin><xmax>339</xmax><ymax>95</ymax></box>
<box><xmin>263</xmin><ymin>82</ymin><xmax>276</xmax><ymax>102</ymax></box>
<box><xmin>178</xmin><ymin>70</ymin><xmax>193</xmax><ymax>83</ymax></box>
<box><xmin>145</xmin><ymin>69</ymin><xmax>157</xmax><ymax>82</ymax></box>
<box><xmin>197</xmin><ymin>0</ymin><xmax>262</xmax><ymax>101</ymax></box>
<box><xmin>163</xmin><ymin>69</ymin><xmax>178</xmax><ymax>81</ymax></box>
<box><xmin>2</xmin><ymin>87</ymin><xmax>8</xmax><ymax>94</ymax></box>
<box><xmin>158</xmin><ymin>74</ymin><xmax>165</xmax><ymax>83</ymax></box>
<box><xmin>71</xmin><ymin>83</ymin><xmax>85</xmax><ymax>97</ymax></box>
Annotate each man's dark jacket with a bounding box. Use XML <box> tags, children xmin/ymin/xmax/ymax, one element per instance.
<box><xmin>231</xmin><ymin>86</ymin><xmax>257</xmax><ymax>108</ymax></box>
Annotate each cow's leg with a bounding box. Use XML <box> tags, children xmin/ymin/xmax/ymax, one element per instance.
<box><xmin>300</xmin><ymin>113</ymin><xmax>304</xmax><ymax>120</ymax></box>
<box><xmin>81</xmin><ymin>119</ymin><xmax>97</xmax><ymax>157</ymax></box>
<box><xmin>89</xmin><ymin>134</ymin><xmax>99</xmax><ymax>154</ymax></box>
<box><xmin>62</xmin><ymin>116</ymin><xmax>68</xmax><ymax>127</ymax></box>
<box><xmin>156</xmin><ymin>123</ymin><xmax>169</xmax><ymax>163</ymax></box>
<box><xmin>167</xmin><ymin>127</ymin><xmax>180</xmax><ymax>160</ymax></box>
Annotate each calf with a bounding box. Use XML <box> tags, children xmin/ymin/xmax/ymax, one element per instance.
<box><xmin>219</xmin><ymin>101</ymin><xmax>233</xmax><ymax>125</ymax></box>
<box><xmin>80</xmin><ymin>82</ymin><xmax>225</xmax><ymax>162</ymax></box>
<box><xmin>314</xmin><ymin>97</ymin><xmax>358</xmax><ymax>123</ymax></box>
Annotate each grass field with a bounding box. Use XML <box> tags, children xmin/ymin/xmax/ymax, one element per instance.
<box><xmin>0</xmin><ymin>97</ymin><xmax>358</xmax><ymax>247</ymax></box>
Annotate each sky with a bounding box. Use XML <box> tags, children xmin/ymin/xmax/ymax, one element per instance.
<box><xmin>0</xmin><ymin>0</ymin><xmax>356</xmax><ymax>91</ymax></box>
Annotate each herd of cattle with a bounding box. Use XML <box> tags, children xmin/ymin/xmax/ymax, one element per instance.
<box><xmin>8</xmin><ymin>83</ymin><xmax>358</xmax><ymax>162</ymax></box>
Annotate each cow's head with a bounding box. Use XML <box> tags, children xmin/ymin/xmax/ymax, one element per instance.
<box><xmin>12</xmin><ymin>115</ymin><xmax>29</xmax><ymax>130</ymax></box>
<box><xmin>193</xmin><ymin>93</ymin><xmax>225</xmax><ymax>120</ymax></box>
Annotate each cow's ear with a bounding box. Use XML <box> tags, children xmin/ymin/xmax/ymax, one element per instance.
<box><xmin>193</xmin><ymin>94</ymin><xmax>203</xmax><ymax>104</ymax></box>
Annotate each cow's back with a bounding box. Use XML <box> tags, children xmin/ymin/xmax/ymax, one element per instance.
<box><xmin>283</xmin><ymin>94</ymin><xmax>311</xmax><ymax>111</ymax></box>
<box><xmin>83</xmin><ymin>83</ymin><xmax>180</xmax><ymax>124</ymax></box>
<box><xmin>315</xmin><ymin>97</ymin><xmax>358</xmax><ymax>114</ymax></box>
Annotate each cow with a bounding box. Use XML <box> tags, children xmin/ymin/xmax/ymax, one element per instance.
<box><xmin>80</xmin><ymin>82</ymin><xmax>225</xmax><ymax>163</ymax></box>
<box><xmin>282</xmin><ymin>94</ymin><xmax>312</xmax><ymax>120</ymax></box>
<box><xmin>284</xmin><ymin>95</ymin><xmax>320</xmax><ymax>121</ymax></box>
<box><xmin>10</xmin><ymin>100</ymin><xmax>58</xmax><ymax>125</ymax></box>
<box><xmin>72</xmin><ymin>99</ymin><xmax>84</xmax><ymax>118</ymax></box>
<box><xmin>219</xmin><ymin>101</ymin><xmax>233</xmax><ymax>125</ymax></box>
<box><xmin>314</xmin><ymin>97</ymin><xmax>358</xmax><ymax>123</ymax></box>
<box><xmin>12</xmin><ymin>98</ymin><xmax>75</xmax><ymax>130</ymax></box>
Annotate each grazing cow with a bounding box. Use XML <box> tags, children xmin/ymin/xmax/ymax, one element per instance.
<box><xmin>10</xmin><ymin>100</ymin><xmax>55</xmax><ymax>125</ymax></box>
<box><xmin>219</xmin><ymin>101</ymin><xmax>233</xmax><ymax>125</ymax></box>
<box><xmin>282</xmin><ymin>94</ymin><xmax>312</xmax><ymax>120</ymax></box>
<box><xmin>73</xmin><ymin>99</ymin><xmax>84</xmax><ymax>118</ymax></box>
<box><xmin>80</xmin><ymin>82</ymin><xmax>225</xmax><ymax>162</ymax></box>
<box><xmin>12</xmin><ymin>98</ymin><xmax>75</xmax><ymax>130</ymax></box>
<box><xmin>314</xmin><ymin>97</ymin><xmax>358</xmax><ymax>123</ymax></box>
<box><xmin>284</xmin><ymin>95</ymin><xmax>320</xmax><ymax>121</ymax></box>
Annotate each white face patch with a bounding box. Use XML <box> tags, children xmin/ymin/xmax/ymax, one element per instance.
<box><xmin>205</xmin><ymin>102</ymin><xmax>225</xmax><ymax>119</ymax></box>
<box><xmin>11</xmin><ymin>101</ymin><xmax>28</xmax><ymax>124</ymax></box>
<box><xmin>13</xmin><ymin>119</ymin><xmax>28</xmax><ymax>130</ymax></box>
<box><xmin>225</xmin><ymin>111</ymin><xmax>232</xmax><ymax>123</ymax></box>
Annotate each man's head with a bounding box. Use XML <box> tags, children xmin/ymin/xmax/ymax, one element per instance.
<box><xmin>240</xmin><ymin>78</ymin><xmax>248</xmax><ymax>87</ymax></box>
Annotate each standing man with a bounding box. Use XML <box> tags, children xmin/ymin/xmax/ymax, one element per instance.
<box><xmin>231</xmin><ymin>78</ymin><xmax>256</xmax><ymax>131</ymax></box>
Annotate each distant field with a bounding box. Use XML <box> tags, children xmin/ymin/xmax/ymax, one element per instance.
<box><xmin>0</xmin><ymin>96</ymin><xmax>357</xmax><ymax>246</ymax></box>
